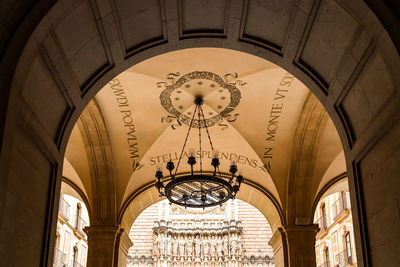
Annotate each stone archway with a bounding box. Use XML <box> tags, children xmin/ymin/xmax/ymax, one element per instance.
<box><xmin>0</xmin><ymin>1</ymin><xmax>399</xmax><ymax>267</ymax></box>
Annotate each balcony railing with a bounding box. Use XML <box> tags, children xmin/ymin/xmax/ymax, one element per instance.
<box><xmin>337</xmin><ymin>249</ymin><xmax>356</xmax><ymax>266</ymax></box>
<box><xmin>53</xmin><ymin>248</ymin><xmax>66</xmax><ymax>267</ymax></box>
<box><xmin>74</xmin><ymin>215</ymin><xmax>87</xmax><ymax>234</ymax></box>
<box><xmin>332</xmin><ymin>192</ymin><xmax>351</xmax><ymax>220</ymax></box>
<box><xmin>317</xmin><ymin>261</ymin><xmax>331</xmax><ymax>267</ymax></box>
<box><xmin>316</xmin><ymin>214</ymin><xmax>328</xmax><ymax>232</ymax></box>
<box><xmin>59</xmin><ymin>197</ymin><xmax>71</xmax><ymax>221</ymax></box>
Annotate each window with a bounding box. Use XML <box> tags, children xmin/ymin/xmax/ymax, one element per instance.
<box><xmin>76</xmin><ymin>203</ymin><xmax>82</xmax><ymax>217</ymax></box>
<box><xmin>324</xmin><ymin>247</ymin><xmax>330</xmax><ymax>267</ymax></box>
<box><xmin>73</xmin><ymin>245</ymin><xmax>79</xmax><ymax>266</ymax></box>
<box><xmin>321</xmin><ymin>204</ymin><xmax>327</xmax><ymax>229</ymax></box>
<box><xmin>55</xmin><ymin>231</ymin><xmax>61</xmax><ymax>249</ymax></box>
<box><xmin>345</xmin><ymin>232</ymin><xmax>352</xmax><ymax>258</ymax></box>
<box><xmin>76</xmin><ymin>203</ymin><xmax>82</xmax><ymax>229</ymax></box>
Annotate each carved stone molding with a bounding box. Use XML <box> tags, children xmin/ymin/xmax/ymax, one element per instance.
<box><xmin>286</xmin><ymin>93</ymin><xmax>329</xmax><ymax>224</ymax></box>
<box><xmin>77</xmin><ymin>99</ymin><xmax>116</xmax><ymax>225</ymax></box>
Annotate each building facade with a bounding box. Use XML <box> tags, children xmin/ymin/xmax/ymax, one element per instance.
<box><xmin>314</xmin><ymin>191</ymin><xmax>357</xmax><ymax>267</ymax></box>
<box><xmin>54</xmin><ymin>193</ymin><xmax>89</xmax><ymax>267</ymax></box>
<box><xmin>128</xmin><ymin>199</ymin><xmax>274</xmax><ymax>267</ymax></box>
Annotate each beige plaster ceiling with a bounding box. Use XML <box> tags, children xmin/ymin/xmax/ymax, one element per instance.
<box><xmin>64</xmin><ymin>48</ymin><xmax>344</xmax><ymax>218</ymax></box>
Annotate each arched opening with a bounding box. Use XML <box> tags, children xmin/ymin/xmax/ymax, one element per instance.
<box><xmin>0</xmin><ymin>1</ymin><xmax>399</xmax><ymax>267</ymax></box>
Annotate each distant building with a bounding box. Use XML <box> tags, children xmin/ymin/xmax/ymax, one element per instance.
<box><xmin>53</xmin><ymin>190</ymin><xmax>89</xmax><ymax>267</ymax></box>
<box><xmin>314</xmin><ymin>191</ymin><xmax>357</xmax><ymax>267</ymax></box>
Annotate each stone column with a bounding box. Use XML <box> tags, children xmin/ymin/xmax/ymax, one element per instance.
<box><xmin>268</xmin><ymin>228</ymin><xmax>288</xmax><ymax>267</ymax></box>
<box><xmin>85</xmin><ymin>225</ymin><xmax>121</xmax><ymax>267</ymax></box>
<box><xmin>116</xmin><ymin>228</ymin><xmax>134</xmax><ymax>267</ymax></box>
<box><xmin>283</xmin><ymin>225</ymin><xmax>319</xmax><ymax>267</ymax></box>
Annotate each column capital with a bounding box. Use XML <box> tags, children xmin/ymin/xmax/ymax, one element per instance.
<box><xmin>268</xmin><ymin>228</ymin><xmax>288</xmax><ymax>267</ymax></box>
<box><xmin>283</xmin><ymin>224</ymin><xmax>319</xmax><ymax>234</ymax></box>
<box><xmin>84</xmin><ymin>224</ymin><xmax>120</xmax><ymax>235</ymax></box>
<box><xmin>118</xmin><ymin>228</ymin><xmax>133</xmax><ymax>255</ymax></box>
<box><xmin>282</xmin><ymin>224</ymin><xmax>319</xmax><ymax>267</ymax></box>
<box><xmin>115</xmin><ymin>228</ymin><xmax>133</xmax><ymax>267</ymax></box>
<box><xmin>84</xmin><ymin>225</ymin><xmax>121</xmax><ymax>267</ymax></box>
<box><xmin>269</xmin><ymin>227</ymin><xmax>286</xmax><ymax>251</ymax></box>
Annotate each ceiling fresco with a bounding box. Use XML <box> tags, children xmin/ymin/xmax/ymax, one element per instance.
<box><xmin>64</xmin><ymin>48</ymin><xmax>344</xmax><ymax>210</ymax></box>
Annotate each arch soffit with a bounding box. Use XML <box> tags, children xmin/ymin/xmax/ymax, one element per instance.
<box><xmin>119</xmin><ymin>180</ymin><xmax>284</xmax><ymax>234</ymax></box>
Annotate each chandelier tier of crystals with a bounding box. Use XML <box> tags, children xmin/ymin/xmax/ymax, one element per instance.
<box><xmin>154</xmin><ymin>96</ymin><xmax>243</xmax><ymax>208</ymax></box>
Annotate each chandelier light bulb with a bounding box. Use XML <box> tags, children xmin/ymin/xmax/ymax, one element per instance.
<box><xmin>230</xmin><ymin>157</ymin><xmax>238</xmax><ymax>166</ymax></box>
<box><xmin>212</xmin><ymin>149</ymin><xmax>220</xmax><ymax>159</ymax></box>
<box><xmin>189</xmin><ymin>148</ymin><xmax>196</xmax><ymax>157</ymax></box>
<box><xmin>156</xmin><ymin>163</ymin><xmax>163</xmax><ymax>172</ymax></box>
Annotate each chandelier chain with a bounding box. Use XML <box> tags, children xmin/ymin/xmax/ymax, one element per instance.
<box><xmin>174</xmin><ymin>105</ymin><xmax>198</xmax><ymax>177</ymax></box>
<box><xmin>198</xmin><ymin>104</ymin><xmax>203</xmax><ymax>175</ymax></box>
<box><xmin>155</xmin><ymin>96</ymin><xmax>243</xmax><ymax>208</ymax></box>
<box><xmin>199</xmin><ymin>105</ymin><xmax>215</xmax><ymax>151</ymax></box>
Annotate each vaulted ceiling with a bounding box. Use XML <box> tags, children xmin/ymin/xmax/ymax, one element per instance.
<box><xmin>63</xmin><ymin>48</ymin><xmax>345</xmax><ymax>226</ymax></box>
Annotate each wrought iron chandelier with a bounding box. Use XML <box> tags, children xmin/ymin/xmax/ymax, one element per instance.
<box><xmin>154</xmin><ymin>96</ymin><xmax>243</xmax><ymax>208</ymax></box>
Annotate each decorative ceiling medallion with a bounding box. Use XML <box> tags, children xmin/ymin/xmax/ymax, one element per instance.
<box><xmin>159</xmin><ymin>71</ymin><xmax>245</xmax><ymax>129</ymax></box>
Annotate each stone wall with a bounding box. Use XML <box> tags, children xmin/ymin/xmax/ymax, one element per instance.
<box><xmin>238</xmin><ymin>201</ymin><xmax>273</xmax><ymax>258</ymax></box>
<box><xmin>129</xmin><ymin>203</ymin><xmax>158</xmax><ymax>257</ymax></box>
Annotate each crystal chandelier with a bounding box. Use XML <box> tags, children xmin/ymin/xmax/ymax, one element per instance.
<box><xmin>154</xmin><ymin>96</ymin><xmax>243</xmax><ymax>208</ymax></box>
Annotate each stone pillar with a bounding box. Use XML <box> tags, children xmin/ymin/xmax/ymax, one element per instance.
<box><xmin>268</xmin><ymin>228</ymin><xmax>288</xmax><ymax>267</ymax></box>
<box><xmin>283</xmin><ymin>225</ymin><xmax>319</xmax><ymax>267</ymax></box>
<box><xmin>116</xmin><ymin>228</ymin><xmax>134</xmax><ymax>267</ymax></box>
<box><xmin>85</xmin><ymin>225</ymin><xmax>120</xmax><ymax>267</ymax></box>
